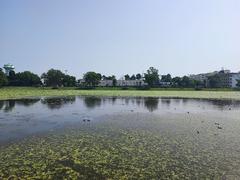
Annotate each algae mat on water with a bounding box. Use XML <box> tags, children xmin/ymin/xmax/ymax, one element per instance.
<box><xmin>0</xmin><ymin>113</ymin><xmax>240</xmax><ymax>179</ymax></box>
<box><xmin>1</xmin><ymin>87</ymin><xmax>240</xmax><ymax>100</ymax></box>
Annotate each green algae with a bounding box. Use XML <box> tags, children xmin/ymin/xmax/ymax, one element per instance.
<box><xmin>1</xmin><ymin>87</ymin><xmax>240</xmax><ymax>100</ymax></box>
<box><xmin>1</xmin><ymin>112</ymin><xmax>240</xmax><ymax>179</ymax></box>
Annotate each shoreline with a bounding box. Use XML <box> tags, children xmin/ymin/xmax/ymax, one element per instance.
<box><xmin>0</xmin><ymin>87</ymin><xmax>240</xmax><ymax>101</ymax></box>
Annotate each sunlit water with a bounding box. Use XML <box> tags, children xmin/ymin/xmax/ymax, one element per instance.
<box><xmin>0</xmin><ymin>96</ymin><xmax>240</xmax><ymax>179</ymax></box>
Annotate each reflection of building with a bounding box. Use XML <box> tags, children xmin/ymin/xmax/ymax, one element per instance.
<box><xmin>190</xmin><ymin>69</ymin><xmax>240</xmax><ymax>88</ymax></box>
<box><xmin>3</xmin><ymin>64</ymin><xmax>15</xmax><ymax>76</ymax></box>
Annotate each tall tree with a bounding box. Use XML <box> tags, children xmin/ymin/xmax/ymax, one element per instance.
<box><xmin>172</xmin><ymin>77</ymin><xmax>181</xmax><ymax>87</ymax></box>
<box><xmin>83</xmin><ymin>72</ymin><xmax>101</xmax><ymax>87</ymax></box>
<box><xmin>208</xmin><ymin>74</ymin><xmax>221</xmax><ymax>88</ymax></box>
<box><xmin>124</xmin><ymin>74</ymin><xmax>130</xmax><ymax>80</ymax></box>
<box><xmin>0</xmin><ymin>70</ymin><xmax>8</xmax><ymax>87</ymax></box>
<box><xmin>144</xmin><ymin>67</ymin><xmax>160</xmax><ymax>87</ymax></box>
<box><xmin>136</xmin><ymin>73</ymin><xmax>142</xmax><ymax>80</ymax></box>
<box><xmin>41</xmin><ymin>69</ymin><xmax>65</xmax><ymax>87</ymax></box>
<box><xmin>14</xmin><ymin>71</ymin><xmax>41</xmax><ymax>86</ymax></box>
<box><xmin>236</xmin><ymin>80</ymin><xmax>240</xmax><ymax>88</ymax></box>
<box><xmin>180</xmin><ymin>76</ymin><xmax>194</xmax><ymax>88</ymax></box>
<box><xmin>161</xmin><ymin>74</ymin><xmax>172</xmax><ymax>82</ymax></box>
<box><xmin>130</xmin><ymin>74</ymin><xmax>136</xmax><ymax>80</ymax></box>
<box><xmin>62</xmin><ymin>75</ymin><xmax>76</xmax><ymax>87</ymax></box>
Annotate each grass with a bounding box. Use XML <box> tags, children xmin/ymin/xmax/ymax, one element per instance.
<box><xmin>0</xmin><ymin>87</ymin><xmax>240</xmax><ymax>100</ymax></box>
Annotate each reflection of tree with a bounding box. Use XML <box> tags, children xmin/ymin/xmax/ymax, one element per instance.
<box><xmin>135</xmin><ymin>97</ymin><xmax>142</xmax><ymax>107</ymax></box>
<box><xmin>111</xmin><ymin>97</ymin><xmax>117</xmax><ymax>105</ymax></box>
<box><xmin>4</xmin><ymin>100</ymin><xmax>16</xmax><ymax>112</ymax></box>
<box><xmin>144</xmin><ymin>98</ymin><xmax>159</xmax><ymax>112</ymax></box>
<box><xmin>161</xmin><ymin>99</ymin><xmax>171</xmax><ymax>106</ymax></box>
<box><xmin>16</xmin><ymin>99</ymin><xmax>40</xmax><ymax>107</ymax></box>
<box><xmin>0</xmin><ymin>99</ymin><xmax>41</xmax><ymax>112</ymax></box>
<box><xmin>0</xmin><ymin>101</ymin><xmax>4</xmax><ymax>110</ymax></box>
<box><xmin>204</xmin><ymin>99</ymin><xmax>240</xmax><ymax>110</ymax></box>
<box><xmin>41</xmin><ymin>97</ymin><xmax>76</xmax><ymax>109</ymax></box>
<box><xmin>84</xmin><ymin>97</ymin><xmax>102</xmax><ymax>109</ymax></box>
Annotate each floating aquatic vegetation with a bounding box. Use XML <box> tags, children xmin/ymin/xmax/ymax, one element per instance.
<box><xmin>1</xmin><ymin>113</ymin><xmax>240</xmax><ymax>179</ymax></box>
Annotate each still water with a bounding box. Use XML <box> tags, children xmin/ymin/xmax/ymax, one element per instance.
<box><xmin>0</xmin><ymin>96</ymin><xmax>240</xmax><ymax>179</ymax></box>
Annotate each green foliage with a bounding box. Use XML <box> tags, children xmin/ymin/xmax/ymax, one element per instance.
<box><xmin>136</xmin><ymin>73</ymin><xmax>142</xmax><ymax>80</ymax></box>
<box><xmin>144</xmin><ymin>67</ymin><xmax>160</xmax><ymax>87</ymax></box>
<box><xmin>63</xmin><ymin>75</ymin><xmax>76</xmax><ymax>87</ymax></box>
<box><xmin>124</xmin><ymin>74</ymin><xmax>130</xmax><ymax>80</ymax></box>
<box><xmin>0</xmin><ymin>70</ymin><xmax>8</xmax><ymax>87</ymax></box>
<box><xmin>130</xmin><ymin>74</ymin><xmax>136</xmax><ymax>80</ymax></box>
<box><xmin>41</xmin><ymin>69</ymin><xmax>65</xmax><ymax>87</ymax></box>
<box><xmin>112</xmin><ymin>78</ymin><xmax>117</xmax><ymax>87</ymax></box>
<box><xmin>83</xmin><ymin>72</ymin><xmax>101</xmax><ymax>87</ymax></box>
<box><xmin>236</xmin><ymin>80</ymin><xmax>240</xmax><ymax>88</ymax></box>
<box><xmin>41</xmin><ymin>69</ymin><xmax>76</xmax><ymax>87</ymax></box>
<box><xmin>208</xmin><ymin>74</ymin><xmax>221</xmax><ymax>88</ymax></box>
<box><xmin>13</xmin><ymin>71</ymin><xmax>41</xmax><ymax>86</ymax></box>
<box><xmin>161</xmin><ymin>74</ymin><xmax>172</xmax><ymax>82</ymax></box>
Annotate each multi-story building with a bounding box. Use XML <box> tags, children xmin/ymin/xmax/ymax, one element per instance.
<box><xmin>189</xmin><ymin>71</ymin><xmax>218</xmax><ymax>82</ymax></box>
<box><xmin>190</xmin><ymin>70</ymin><xmax>240</xmax><ymax>88</ymax></box>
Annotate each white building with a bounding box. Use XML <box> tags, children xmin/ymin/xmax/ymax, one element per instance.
<box><xmin>116</xmin><ymin>79</ymin><xmax>147</xmax><ymax>87</ymax></box>
<box><xmin>98</xmin><ymin>80</ymin><xmax>114</xmax><ymax>87</ymax></box>
<box><xmin>189</xmin><ymin>71</ymin><xmax>218</xmax><ymax>82</ymax></box>
<box><xmin>190</xmin><ymin>70</ymin><xmax>240</xmax><ymax>88</ymax></box>
<box><xmin>78</xmin><ymin>79</ymin><xmax>147</xmax><ymax>87</ymax></box>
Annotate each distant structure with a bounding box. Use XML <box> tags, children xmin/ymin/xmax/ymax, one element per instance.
<box><xmin>190</xmin><ymin>69</ymin><xmax>240</xmax><ymax>88</ymax></box>
<box><xmin>3</xmin><ymin>63</ymin><xmax>15</xmax><ymax>76</ymax></box>
<box><xmin>78</xmin><ymin>79</ymin><xmax>147</xmax><ymax>87</ymax></box>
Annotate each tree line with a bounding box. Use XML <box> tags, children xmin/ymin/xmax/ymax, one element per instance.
<box><xmin>0</xmin><ymin>67</ymin><xmax>240</xmax><ymax>88</ymax></box>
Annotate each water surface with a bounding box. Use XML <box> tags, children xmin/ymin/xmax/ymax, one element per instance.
<box><xmin>0</xmin><ymin>96</ymin><xmax>240</xmax><ymax>179</ymax></box>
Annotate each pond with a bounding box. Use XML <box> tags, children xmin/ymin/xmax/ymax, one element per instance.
<box><xmin>0</xmin><ymin>96</ymin><xmax>240</xmax><ymax>179</ymax></box>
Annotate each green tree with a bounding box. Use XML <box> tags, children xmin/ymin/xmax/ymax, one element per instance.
<box><xmin>130</xmin><ymin>75</ymin><xmax>136</xmax><ymax>80</ymax></box>
<box><xmin>41</xmin><ymin>69</ymin><xmax>65</xmax><ymax>87</ymax></box>
<box><xmin>83</xmin><ymin>72</ymin><xmax>101</xmax><ymax>87</ymax></box>
<box><xmin>208</xmin><ymin>74</ymin><xmax>221</xmax><ymax>88</ymax></box>
<box><xmin>161</xmin><ymin>74</ymin><xmax>172</xmax><ymax>82</ymax></box>
<box><xmin>63</xmin><ymin>75</ymin><xmax>76</xmax><ymax>87</ymax></box>
<box><xmin>144</xmin><ymin>67</ymin><xmax>159</xmax><ymax>87</ymax></box>
<box><xmin>14</xmin><ymin>71</ymin><xmax>41</xmax><ymax>86</ymax></box>
<box><xmin>136</xmin><ymin>73</ymin><xmax>142</xmax><ymax>80</ymax></box>
<box><xmin>124</xmin><ymin>74</ymin><xmax>130</xmax><ymax>80</ymax></box>
<box><xmin>180</xmin><ymin>76</ymin><xmax>194</xmax><ymax>88</ymax></box>
<box><xmin>172</xmin><ymin>77</ymin><xmax>181</xmax><ymax>87</ymax></box>
<box><xmin>0</xmin><ymin>70</ymin><xmax>8</xmax><ymax>87</ymax></box>
<box><xmin>236</xmin><ymin>80</ymin><xmax>240</xmax><ymax>88</ymax></box>
<box><xmin>112</xmin><ymin>78</ymin><xmax>117</xmax><ymax>87</ymax></box>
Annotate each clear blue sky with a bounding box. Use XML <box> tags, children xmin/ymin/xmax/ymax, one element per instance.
<box><xmin>1</xmin><ymin>0</ymin><xmax>240</xmax><ymax>79</ymax></box>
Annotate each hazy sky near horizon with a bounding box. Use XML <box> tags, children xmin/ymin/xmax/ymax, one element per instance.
<box><xmin>1</xmin><ymin>0</ymin><xmax>240</xmax><ymax>78</ymax></box>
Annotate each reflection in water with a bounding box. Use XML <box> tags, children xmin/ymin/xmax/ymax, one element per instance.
<box><xmin>84</xmin><ymin>97</ymin><xmax>102</xmax><ymax>109</ymax></box>
<box><xmin>144</xmin><ymin>98</ymin><xmax>159</xmax><ymax>112</ymax></box>
<box><xmin>16</xmin><ymin>99</ymin><xmax>40</xmax><ymax>107</ymax></box>
<box><xmin>0</xmin><ymin>96</ymin><xmax>240</xmax><ymax>145</ymax></box>
<box><xmin>1</xmin><ymin>97</ymin><xmax>240</xmax><ymax>112</ymax></box>
<box><xmin>41</xmin><ymin>97</ymin><xmax>76</xmax><ymax>109</ymax></box>
<box><xmin>1</xmin><ymin>97</ymin><xmax>240</xmax><ymax>178</ymax></box>
<box><xmin>160</xmin><ymin>99</ymin><xmax>171</xmax><ymax>107</ymax></box>
<box><xmin>0</xmin><ymin>99</ymin><xmax>41</xmax><ymax>112</ymax></box>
